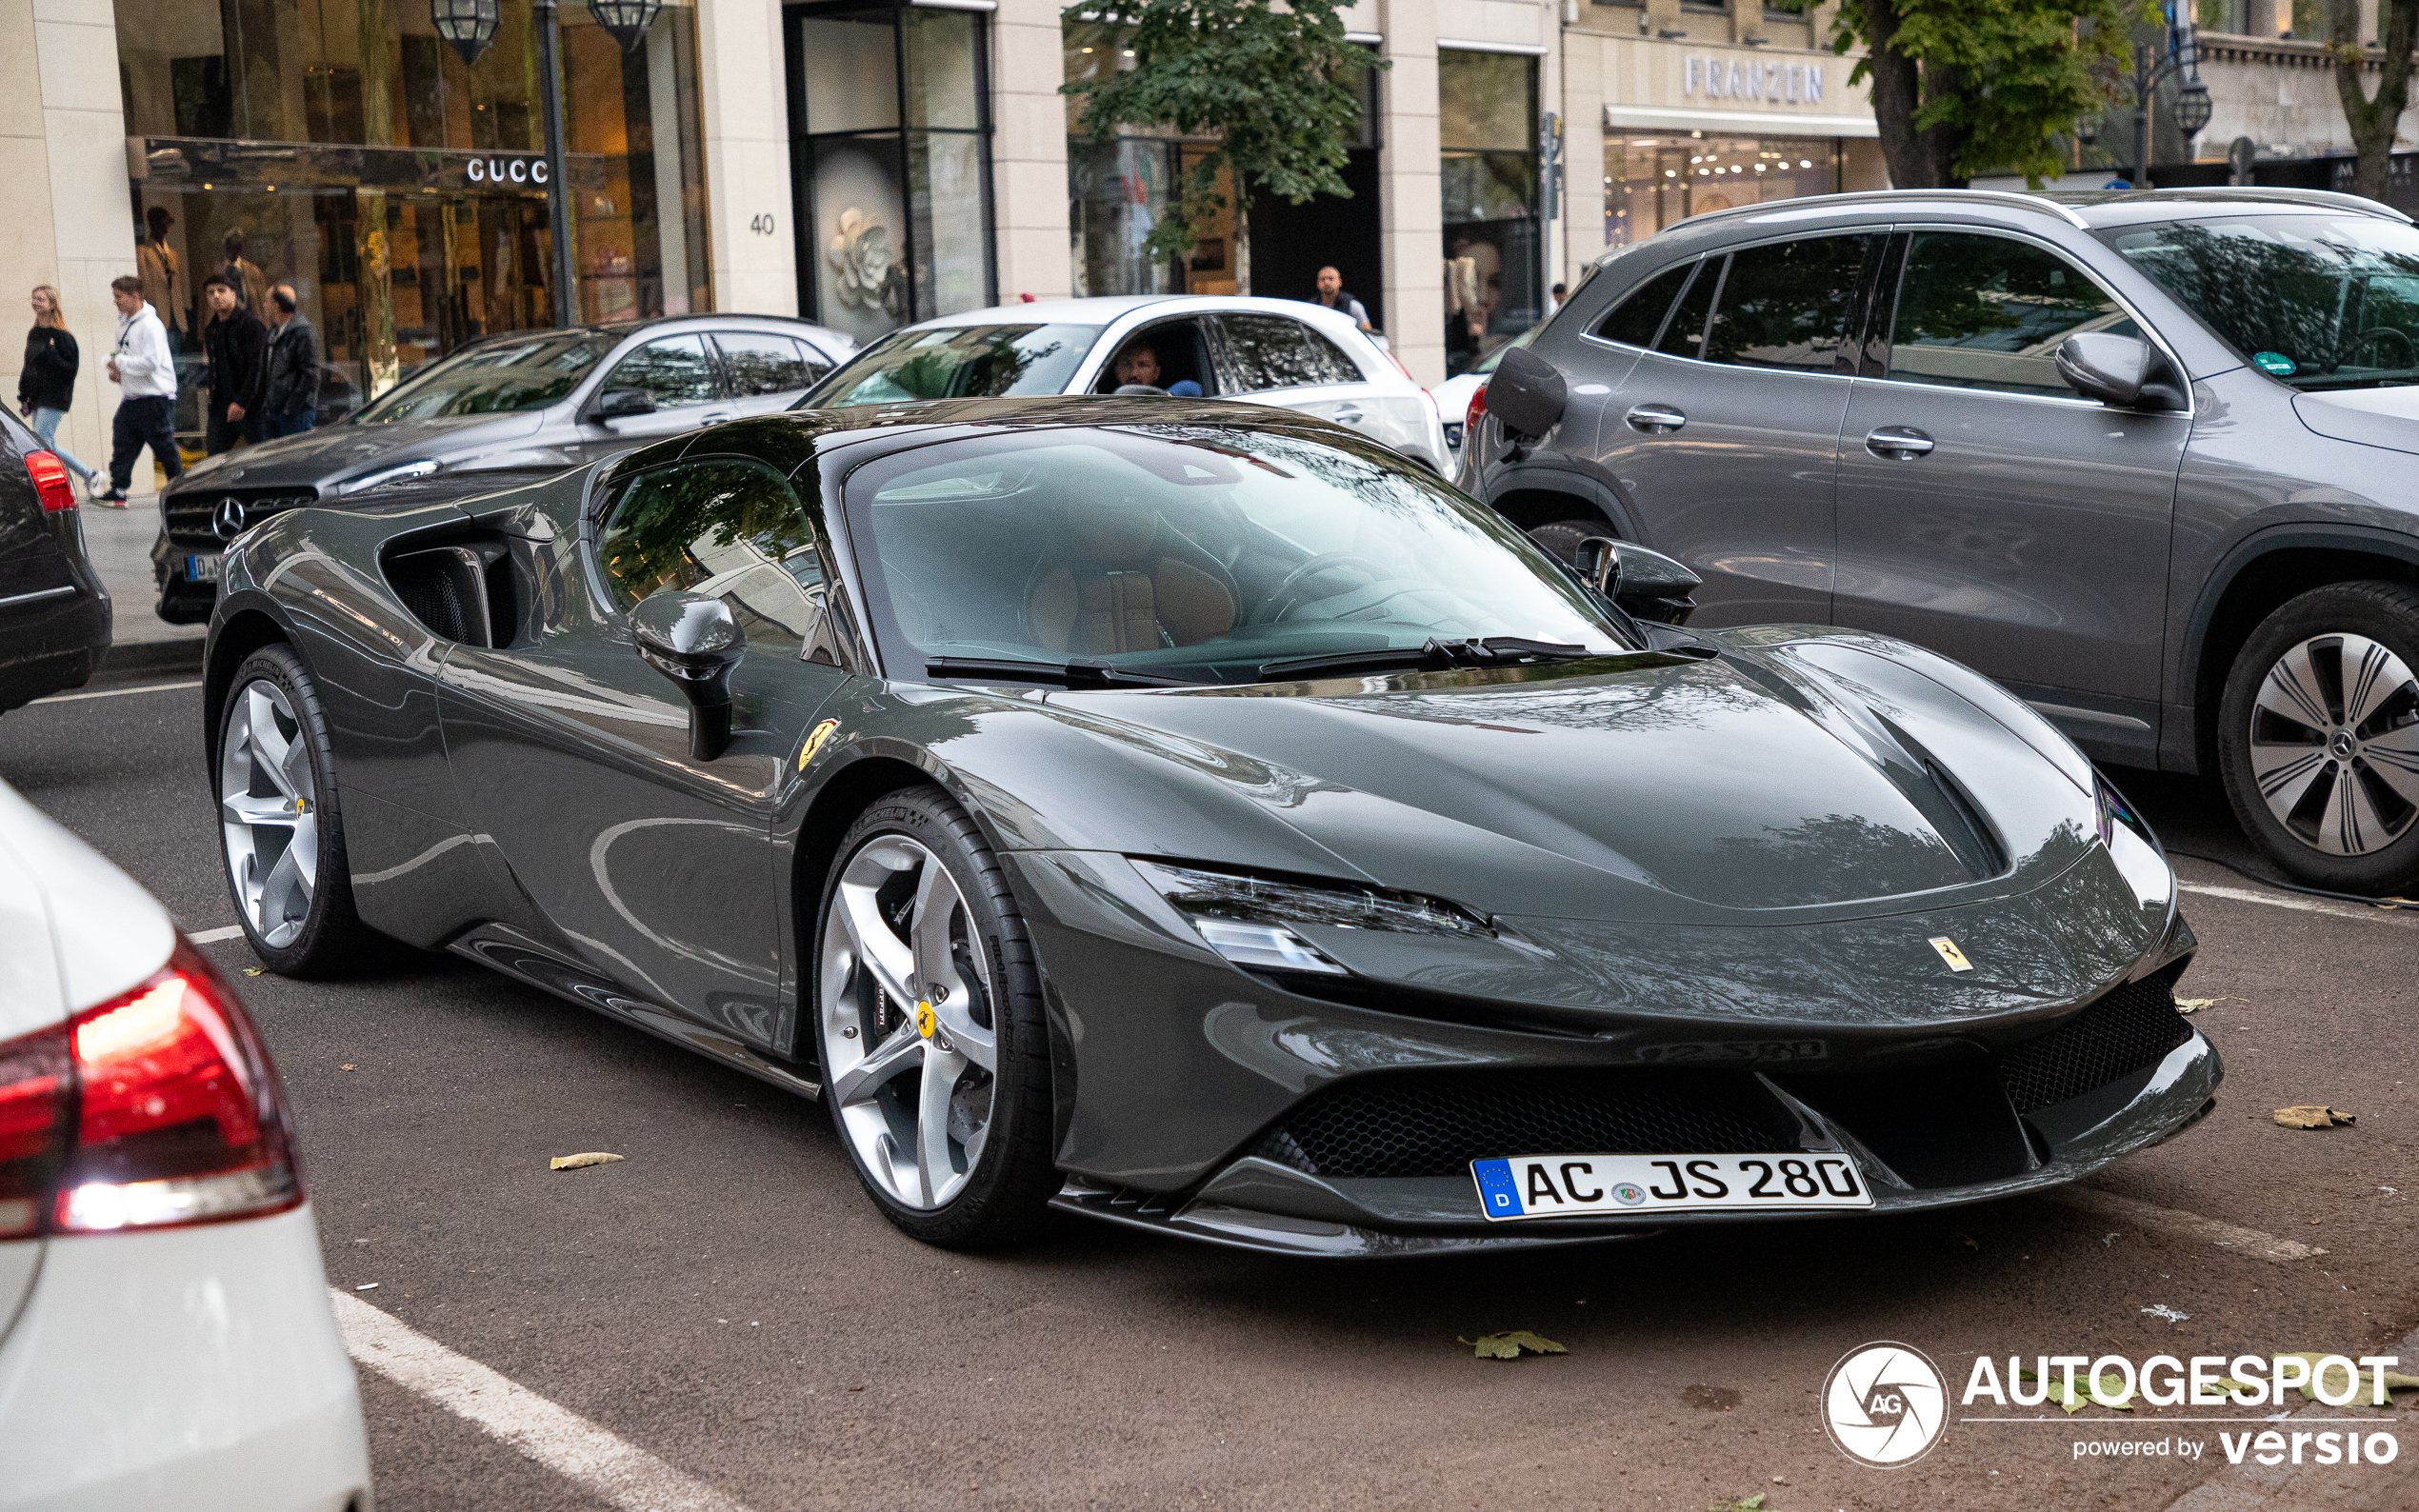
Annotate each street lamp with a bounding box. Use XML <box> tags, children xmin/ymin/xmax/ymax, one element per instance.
<box><xmin>587</xmin><ymin>0</ymin><xmax>662</xmax><ymax>51</ymax></box>
<box><xmin>2125</xmin><ymin>18</ymin><xmax>2209</xmax><ymax>190</ymax></box>
<box><xmin>2175</xmin><ymin>81</ymin><xmax>2214</xmax><ymax>139</ymax></box>
<box><xmin>430</xmin><ymin>0</ymin><xmax>500</xmax><ymax>67</ymax></box>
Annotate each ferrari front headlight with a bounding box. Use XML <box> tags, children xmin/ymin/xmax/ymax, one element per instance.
<box><xmin>1131</xmin><ymin>860</ymin><xmax>1491</xmax><ymax>976</ymax></box>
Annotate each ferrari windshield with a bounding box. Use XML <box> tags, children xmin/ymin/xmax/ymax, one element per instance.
<box><xmin>802</xmin><ymin>324</ymin><xmax>1101</xmax><ymax>408</ymax></box>
<box><xmin>846</xmin><ymin>425</ymin><xmax>1634</xmax><ymax>684</ymax></box>
<box><xmin>2106</xmin><ymin>213</ymin><xmax>2419</xmax><ymax>388</ymax></box>
<box><xmin>353</xmin><ymin>332</ymin><xmax>612</xmax><ymax>422</ymax></box>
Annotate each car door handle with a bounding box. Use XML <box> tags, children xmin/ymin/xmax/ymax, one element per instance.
<box><xmin>1331</xmin><ymin>404</ymin><xmax>1366</xmax><ymax>424</ymax></box>
<box><xmin>1865</xmin><ymin>426</ymin><xmax>1934</xmax><ymax>460</ymax></box>
<box><xmin>1625</xmin><ymin>403</ymin><xmax>1686</xmax><ymax>434</ymax></box>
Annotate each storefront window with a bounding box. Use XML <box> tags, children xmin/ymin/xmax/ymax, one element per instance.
<box><xmin>1603</xmin><ymin>133</ymin><xmax>1843</xmax><ymax>249</ymax></box>
<box><xmin>1441</xmin><ymin>50</ymin><xmax>1540</xmax><ymax>376</ymax></box>
<box><xmin>1061</xmin><ymin>21</ymin><xmax>1245</xmax><ymax>300</ymax></box>
<box><xmin>788</xmin><ymin>2</ymin><xmax>996</xmax><ymax>343</ymax></box>
<box><xmin>116</xmin><ymin>0</ymin><xmax>711</xmax><ymax>438</ymax></box>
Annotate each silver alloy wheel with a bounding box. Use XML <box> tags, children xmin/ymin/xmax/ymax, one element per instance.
<box><xmin>816</xmin><ymin>834</ymin><xmax>998</xmax><ymax>1211</ymax></box>
<box><xmin>2248</xmin><ymin>632</ymin><xmax>2419</xmax><ymax>856</ymax></box>
<box><xmin>219</xmin><ymin>679</ymin><xmax>321</xmax><ymax>948</ymax></box>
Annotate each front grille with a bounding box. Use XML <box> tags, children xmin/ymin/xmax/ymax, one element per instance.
<box><xmin>1994</xmin><ymin>977</ymin><xmax>2192</xmax><ymax>1114</ymax></box>
<box><xmin>164</xmin><ymin>487</ymin><xmax>318</xmax><ymax>550</ymax></box>
<box><xmin>1256</xmin><ymin>1067</ymin><xmax>1802</xmax><ymax>1180</ymax></box>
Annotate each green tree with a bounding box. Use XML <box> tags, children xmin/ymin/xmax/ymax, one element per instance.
<box><xmin>2329</xmin><ymin>0</ymin><xmax>2419</xmax><ymax>204</ymax></box>
<box><xmin>1778</xmin><ymin>0</ymin><xmax>2150</xmax><ymax>189</ymax></box>
<box><xmin>1061</xmin><ymin>0</ymin><xmax>1383</xmax><ymax>294</ymax></box>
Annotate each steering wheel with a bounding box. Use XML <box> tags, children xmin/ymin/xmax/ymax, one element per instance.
<box><xmin>1253</xmin><ymin>552</ymin><xmax>1387</xmax><ymax>625</ymax></box>
<box><xmin>2358</xmin><ymin>327</ymin><xmax>2415</xmax><ymax>368</ymax></box>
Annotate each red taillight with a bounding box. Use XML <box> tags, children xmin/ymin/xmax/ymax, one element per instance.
<box><xmin>27</xmin><ymin>450</ymin><xmax>75</xmax><ymax>512</ymax></box>
<box><xmin>1466</xmin><ymin>382</ymin><xmax>1489</xmax><ymax>431</ymax></box>
<box><xmin>0</xmin><ymin>940</ymin><xmax>301</xmax><ymax>1237</ymax></box>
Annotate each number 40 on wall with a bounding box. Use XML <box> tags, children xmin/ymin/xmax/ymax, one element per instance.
<box><xmin>749</xmin><ymin>214</ymin><xmax>777</xmax><ymax>234</ymax></box>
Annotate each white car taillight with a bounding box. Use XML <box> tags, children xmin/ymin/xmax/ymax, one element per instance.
<box><xmin>0</xmin><ymin>941</ymin><xmax>301</xmax><ymax>1239</ymax></box>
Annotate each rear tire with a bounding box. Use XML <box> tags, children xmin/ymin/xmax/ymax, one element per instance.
<box><xmin>813</xmin><ymin>786</ymin><xmax>1058</xmax><ymax>1248</ymax></box>
<box><xmin>2217</xmin><ymin>581</ymin><xmax>2419</xmax><ymax>893</ymax></box>
<box><xmin>1527</xmin><ymin>518</ymin><xmax>1610</xmax><ymax>566</ymax></box>
<box><xmin>215</xmin><ymin>645</ymin><xmax>378</xmax><ymax>976</ymax></box>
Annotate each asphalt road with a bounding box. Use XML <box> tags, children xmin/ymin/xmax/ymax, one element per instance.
<box><xmin>7</xmin><ymin>667</ymin><xmax>2416</xmax><ymax>1512</ymax></box>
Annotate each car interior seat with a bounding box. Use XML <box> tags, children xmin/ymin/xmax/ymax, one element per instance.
<box><xmin>1025</xmin><ymin>499</ymin><xmax>1240</xmax><ymax>653</ymax></box>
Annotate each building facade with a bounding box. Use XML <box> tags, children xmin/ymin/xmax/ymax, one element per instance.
<box><xmin>3</xmin><ymin>0</ymin><xmax>1879</xmax><ymax>478</ymax></box>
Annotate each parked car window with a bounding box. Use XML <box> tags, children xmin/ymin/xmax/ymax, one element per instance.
<box><xmin>1592</xmin><ymin>261</ymin><xmax>1696</xmax><ymax>348</ymax></box>
<box><xmin>2106</xmin><ymin>212</ymin><xmax>2419</xmax><ymax>388</ymax></box>
<box><xmin>1221</xmin><ymin>314</ymin><xmax>1363</xmax><ymax>390</ymax></box>
<box><xmin>715</xmin><ymin>332</ymin><xmax>826</xmax><ymax>396</ymax></box>
<box><xmin>602</xmin><ymin>334</ymin><xmax>723</xmax><ymax>409</ymax></box>
<box><xmin>1887</xmin><ymin>233</ymin><xmax>2134</xmax><ymax>398</ymax></box>
<box><xmin>1655</xmin><ymin>258</ymin><xmax>1724</xmax><ymax>360</ymax></box>
<box><xmin>1703</xmin><ymin>235</ymin><xmax>1877</xmax><ymax>374</ymax></box>
<box><xmin>595</xmin><ymin>458</ymin><xmax>823</xmax><ymax>653</ymax></box>
<box><xmin>353</xmin><ymin>332</ymin><xmax>611</xmax><ymax>422</ymax></box>
<box><xmin>805</xmin><ymin>324</ymin><xmax>1101</xmax><ymax>407</ymax></box>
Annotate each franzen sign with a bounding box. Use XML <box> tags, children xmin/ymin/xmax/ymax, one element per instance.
<box><xmin>1685</xmin><ymin>55</ymin><xmax>1825</xmax><ymax>106</ymax></box>
<box><xmin>466</xmin><ymin>155</ymin><xmax>549</xmax><ymax>186</ymax></box>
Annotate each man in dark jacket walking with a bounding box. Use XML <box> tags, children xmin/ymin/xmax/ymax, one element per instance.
<box><xmin>199</xmin><ymin>272</ymin><xmax>268</xmax><ymax>454</ymax></box>
<box><xmin>260</xmin><ymin>284</ymin><xmax>320</xmax><ymax>439</ymax></box>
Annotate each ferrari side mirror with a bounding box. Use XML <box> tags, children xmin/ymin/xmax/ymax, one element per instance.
<box><xmin>631</xmin><ymin>588</ymin><xmax>745</xmax><ymax>760</ymax></box>
<box><xmin>1574</xmin><ymin>537</ymin><xmax>1703</xmax><ymax>627</ymax></box>
<box><xmin>1574</xmin><ymin>535</ymin><xmax>1623</xmax><ymax>597</ymax></box>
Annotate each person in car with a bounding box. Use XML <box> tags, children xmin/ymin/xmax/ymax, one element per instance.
<box><xmin>1110</xmin><ymin>338</ymin><xmax>1201</xmax><ymax>396</ymax></box>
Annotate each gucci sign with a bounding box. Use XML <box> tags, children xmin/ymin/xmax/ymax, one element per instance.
<box><xmin>466</xmin><ymin>156</ymin><xmax>550</xmax><ymax>186</ymax></box>
<box><xmin>1685</xmin><ymin>56</ymin><xmax>1826</xmax><ymax>107</ymax></box>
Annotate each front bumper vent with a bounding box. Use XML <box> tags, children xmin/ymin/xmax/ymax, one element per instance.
<box><xmin>1994</xmin><ymin>975</ymin><xmax>2192</xmax><ymax>1114</ymax></box>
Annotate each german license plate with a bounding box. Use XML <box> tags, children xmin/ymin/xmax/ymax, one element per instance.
<box><xmin>187</xmin><ymin>553</ymin><xmax>222</xmax><ymax>583</ymax></box>
<box><xmin>1471</xmin><ymin>1153</ymin><xmax>1873</xmax><ymax>1222</ymax></box>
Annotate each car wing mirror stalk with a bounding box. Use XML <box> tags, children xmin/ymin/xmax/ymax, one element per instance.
<box><xmin>2057</xmin><ymin>333</ymin><xmax>2188</xmax><ymax>412</ymax></box>
<box><xmin>1575</xmin><ymin>536</ymin><xmax>1702</xmax><ymax>627</ymax></box>
<box><xmin>631</xmin><ymin>589</ymin><xmax>745</xmax><ymax>761</ymax></box>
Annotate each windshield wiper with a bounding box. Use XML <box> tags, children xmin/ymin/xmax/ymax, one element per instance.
<box><xmin>1256</xmin><ymin>637</ymin><xmax>1595</xmax><ymax>683</ymax></box>
<box><xmin>923</xmin><ymin>655</ymin><xmax>1191</xmax><ymax>688</ymax></box>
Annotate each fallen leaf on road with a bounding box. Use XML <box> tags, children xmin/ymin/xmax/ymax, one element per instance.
<box><xmin>549</xmin><ymin>1152</ymin><xmax>625</xmax><ymax>1171</ymax></box>
<box><xmin>1460</xmin><ymin>1330</ymin><xmax>1567</xmax><ymax>1361</ymax></box>
<box><xmin>2272</xmin><ymin>1353</ymin><xmax>2419</xmax><ymax>1406</ymax></box>
<box><xmin>1707</xmin><ymin>1496</ymin><xmax>1767</xmax><ymax>1512</ymax></box>
<box><xmin>339</xmin><ymin>1064</ymin><xmax>355</xmax><ymax>1071</ymax></box>
<box><xmin>240</xmin><ymin>966</ymin><xmax>263</xmax><ymax>976</ymax></box>
<box><xmin>2019</xmin><ymin>1367</ymin><xmax>2134</xmax><ymax>1412</ymax></box>
<box><xmin>2273</xmin><ymin>1105</ymin><xmax>2356</xmax><ymax>1129</ymax></box>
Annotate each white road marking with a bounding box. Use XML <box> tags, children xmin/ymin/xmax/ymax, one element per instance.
<box><xmin>330</xmin><ymin>1290</ymin><xmax>757</xmax><ymax>1512</ymax></box>
<box><xmin>2049</xmin><ymin>1187</ymin><xmax>2327</xmax><ymax>1264</ymax></box>
<box><xmin>188</xmin><ymin>925</ymin><xmax>246</xmax><ymax>944</ymax></box>
<box><xmin>30</xmin><ymin>678</ymin><xmax>203</xmax><ymax>704</ymax></box>
<box><xmin>2176</xmin><ymin>878</ymin><xmax>2414</xmax><ymax>926</ymax></box>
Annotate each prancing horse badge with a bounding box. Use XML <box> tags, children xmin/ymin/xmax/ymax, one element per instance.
<box><xmin>1928</xmin><ymin>936</ymin><xmax>1973</xmax><ymax>972</ymax></box>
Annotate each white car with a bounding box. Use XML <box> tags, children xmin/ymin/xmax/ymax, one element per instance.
<box><xmin>0</xmin><ymin>782</ymin><xmax>370</xmax><ymax>1511</ymax></box>
<box><xmin>804</xmin><ymin>295</ymin><xmax>1450</xmax><ymax>473</ymax></box>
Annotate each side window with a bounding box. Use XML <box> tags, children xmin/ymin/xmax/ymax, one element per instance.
<box><xmin>1887</xmin><ymin>232</ymin><xmax>2137</xmax><ymax>398</ymax></box>
<box><xmin>1592</xmin><ymin>262</ymin><xmax>1696</xmax><ymax>348</ymax></box>
<box><xmin>1702</xmin><ymin>235</ymin><xmax>1877</xmax><ymax>374</ymax></box>
<box><xmin>1655</xmin><ymin>257</ymin><xmax>1724</xmax><ymax>360</ymax></box>
<box><xmin>1220</xmin><ymin>314</ymin><xmax>1361</xmax><ymax>391</ymax></box>
<box><xmin>601</xmin><ymin>334</ymin><xmax>721</xmax><ymax>409</ymax></box>
<box><xmin>595</xmin><ymin>459</ymin><xmax>824</xmax><ymax>655</ymax></box>
<box><xmin>714</xmin><ymin>332</ymin><xmax>827</xmax><ymax>396</ymax></box>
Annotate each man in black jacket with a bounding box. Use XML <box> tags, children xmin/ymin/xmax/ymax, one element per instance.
<box><xmin>199</xmin><ymin>272</ymin><xmax>268</xmax><ymax>454</ymax></box>
<box><xmin>260</xmin><ymin>284</ymin><xmax>321</xmax><ymax>439</ymax></box>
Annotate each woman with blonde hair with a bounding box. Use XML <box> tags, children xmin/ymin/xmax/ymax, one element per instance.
<box><xmin>19</xmin><ymin>286</ymin><xmax>97</xmax><ymax>493</ymax></box>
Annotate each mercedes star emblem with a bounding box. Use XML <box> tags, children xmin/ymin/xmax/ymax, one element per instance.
<box><xmin>212</xmin><ymin>497</ymin><xmax>249</xmax><ymax>541</ymax></box>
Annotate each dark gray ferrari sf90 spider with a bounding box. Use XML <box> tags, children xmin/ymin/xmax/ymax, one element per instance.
<box><xmin>202</xmin><ymin>397</ymin><xmax>2216</xmax><ymax>1255</ymax></box>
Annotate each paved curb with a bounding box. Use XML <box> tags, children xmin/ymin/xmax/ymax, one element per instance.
<box><xmin>99</xmin><ymin>638</ymin><xmax>206</xmax><ymax>678</ymax></box>
<box><xmin>2160</xmin><ymin>1323</ymin><xmax>2419</xmax><ymax>1510</ymax></box>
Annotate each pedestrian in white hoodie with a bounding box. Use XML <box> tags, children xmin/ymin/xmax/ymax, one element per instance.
<box><xmin>97</xmin><ymin>274</ymin><xmax>181</xmax><ymax>507</ymax></box>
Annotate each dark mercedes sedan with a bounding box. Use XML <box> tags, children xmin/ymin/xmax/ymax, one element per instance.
<box><xmin>0</xmin><ymin>409</ymin><xmax>109</xmax><ymax>713</ymax></box>
<box><xmin>201</xmin><ymin>397</ymin><xmax>2214</xmax><ymax>1256</ymax></box>
<box><xmin>153</xmin><ymin>311</ymin><xmax>852</xmax><ymax>624</ymax></box>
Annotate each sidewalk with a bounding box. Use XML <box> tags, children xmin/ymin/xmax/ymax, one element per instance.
<box><xmin>80</xmin><ymin>473</ymin><xmax>205</xmax><ymax>677</ymax></box>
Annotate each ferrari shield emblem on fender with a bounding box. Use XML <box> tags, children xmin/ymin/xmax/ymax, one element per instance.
<box><xmin>1928</xmin><ymin>936</ymin><xmax>1973</xmax><ymax>973</ymax></box>
<box><xmin>797</xmin><ymin>718</ymin><xmax>840</xmax><ymax>770</ymax></box>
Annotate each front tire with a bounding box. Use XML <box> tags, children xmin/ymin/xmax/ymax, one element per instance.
<box><xmin>2218</xmin><ymin>582</ymin><xmax>2419</xmax><ymax>892</ymax></box>
<box><xmin>215</xmin><ymin>645</ymin><xmax>376</xmax><ymax>975</ymax></box>
<box><xmin>814</xmin><ymin>786</ymin><xmax>1057</xmax><ymax>1248</ymax></box>
<box><xmin>1527</xmin><ymin>518</ymin><xmax>1609</xmax><ymax>566</ymax></box>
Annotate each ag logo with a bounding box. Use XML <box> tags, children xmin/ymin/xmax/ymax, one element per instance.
<box><xmin>1822</xmin><ymin>1343</ymin><xmax>1947</xmax><ymax>1467</ymax></box>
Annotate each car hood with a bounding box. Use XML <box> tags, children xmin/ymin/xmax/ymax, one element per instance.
<box><xmin>2290</xmin><ymin>386</ymin><xmax>2419</xmax><ymax>455</ymax></box>
<box><xmin>989</xmin><ymin>627</ymin><xmax>2116</xmax><ymax>928</ymax></box>
<box><xmin>170</xmin><ymin>412</ymin><xmax>547</xmax><ymax>491</ymax></box>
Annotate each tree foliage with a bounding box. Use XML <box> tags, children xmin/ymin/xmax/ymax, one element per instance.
<box><xmin>1061</xmin><ymin>0</ymin><xmax>1384</xmax><ymax>291</ymax></box>
<box><xmin>2329</xmin><ymin>0</ymin><xmax>2419</xmax><ymax>204</ymax></box>
<box><xmin>1778</xmin><ymin>0</ymin><xmax>2151</xmax><ymax>189</ymax></box>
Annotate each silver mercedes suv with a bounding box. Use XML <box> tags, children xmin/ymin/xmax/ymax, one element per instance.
<box><xmin>1464</xmin><ymin>186</ymin><xmax>2419</xmax><ymax>893</ymax></box>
